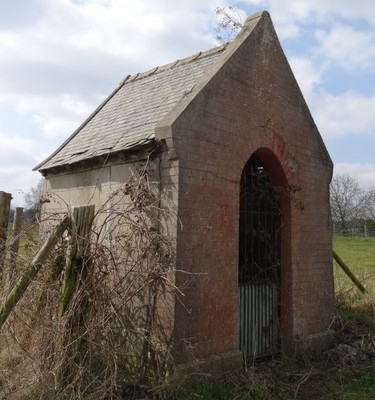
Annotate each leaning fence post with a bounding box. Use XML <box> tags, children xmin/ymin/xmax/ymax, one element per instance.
<box><xmin>8</xmin><ymin>207</ymin><xmax>24</xmax><ymax>283</ymax></box>
<box><xmin>333</xmin><ymin>250</ymin><xmax>366</xmax><ymax>294</ymax></box>
<box><xmin>0</xmin><ymin>216</ymin><xmax>71</xmax><ymax>328</ymax></box>
<box><xmin>58</xmin><ymin>205</ymin><xmax>95</xmax><ymax>318</ymax></box>
<box><xmin>0</xmin><ymin>191</ymin><xmax>12</xmax><ymax>272</ymax></box>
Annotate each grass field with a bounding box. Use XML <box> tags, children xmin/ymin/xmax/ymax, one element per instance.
<box><xmin>333</xmin><ymin>236</ymin><xmax>375</xmax><ymax>320</ymax></box>
<box><xmin>333</xmin><ymin>236</ymin><xmax>375</xmax><ymax>289</ymax></box>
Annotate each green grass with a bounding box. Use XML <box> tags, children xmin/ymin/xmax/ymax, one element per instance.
<box><xmin>163</xmin><ymin>359</ymin><xmax>375</xmax><ymax>400</ymax></box>
<box><xmin>344</xmin><ymin>373</ymin><xmax>375</xmax><ymax>400</ymax></box>
<box><xmin>333</xmin><ymin>236</ymin><xmax>375</xmax><ymax>269</ymax></box>
<box><xmin>165</xmin><ymin>380</ymin><xmax>237</xmax><ymax>399</ymax></box>
<box><xmin>15</xmin><ymin>222</ymin><xmax>39</xmax><ymax>256</ymax></box>
<box><xmin>333</xmin><ymin>236</ymin><xmax>375</xmax><ymax>303</ymax></box>
<box><xmin>5</xmin><ymin>222</ymin><xmax>39</xmax><ymax>257</ymax></box>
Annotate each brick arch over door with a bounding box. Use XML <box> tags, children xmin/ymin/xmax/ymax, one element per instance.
<box><xmin>238</xmin><ymin>147</ymin><xmax>292</xmax><ymax>357</ymax></box>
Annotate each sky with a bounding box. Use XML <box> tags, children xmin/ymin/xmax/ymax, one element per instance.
<box><xmin>0</xmin><ymin>0</ymin><xmax>374</xmax><ymax>207</ymax></box>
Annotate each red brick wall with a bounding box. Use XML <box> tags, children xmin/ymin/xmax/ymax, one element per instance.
<box><xmin>161</xmin><ymin>13</ymin><xmax>334</xmax><ymax>363</ymax></box>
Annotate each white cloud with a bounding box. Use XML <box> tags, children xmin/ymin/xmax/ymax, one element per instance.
<box><xmin>307</xmin><ymin>0</ymin><xmax>375</xmax><ymax>22</ymax></box>
<box><xmin>0</xmin><ymin>166</ymin><xmax>41</xmax><ymax>207</ymax></box>
<box><xmin>334</xmin><ymin>163</ymin><xmax>375</xmax><ymax>189</ymax></box>
<box><xmin>31</xmin><ymin>114</ymin><xmax>82</xmax><ymax>139</ymax></box>
<box><xmin>241</xmin><ymin>0</ymin><xmax>375</xmax><ymax>25</ymax></box>
<box><xmin>0</xmin><ymin>133</ymin><xmax>41</xmax><ymax>170</ymax></box>
<box><xmin>240</xmin><ymin>0</ymin><xmax>375</xmax><ymax>59</ymax></box>
<box><xmin>0</xmin><ymin>0</ymin><xmax>229</xmax><ymax>141</ymax></box>
<box><xmin>0</xmin><ymin>93</ymin><xmax>96</xmax><ymax>138</ymax></box>
<box><xmin>288</xmin><ymin>56</ymin><xmax>323</xmax><ymax>98</ymax></box>
<box><xmin>0</xmin><ymin>132</ymin><xmax>42</xmax><ymax>206</ymax></box>
<box><xmin>312</xmin><ymin>91</ymin><xmax>375</xmax><ymax>138</ymax></box>
<box><xmin>0</xmin><ymin>133</ymin><xmax>35</xmax><ymax>155</ymax></box>
<box><xmin>315</xmin><ymin>25</ymin><xmax>375</xmax><ymax>71</ymax></box>
<box><xmin>276</xmin><ymin>23</ymin><xmax>300</xmax><ymax>40</ymax></box>
<box><xmin>0</xmin><ymin>0</ymin><xmax>223</xmax><ymax>67</ymax></box>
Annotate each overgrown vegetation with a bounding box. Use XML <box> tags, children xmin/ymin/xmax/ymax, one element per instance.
<box><xmin>164</xmin><ymin>353</ymin><xmax>374</xmax><ymax>400</ymax></box>
<box><xmin>0</xmin><ymin>172</ymin><xmax>374</xmax><ymax>400</ymax></box>
<box><xmin>0</xmin><ymin>164</ymin><xmax>177</xmax><ymax>399</ymax></box>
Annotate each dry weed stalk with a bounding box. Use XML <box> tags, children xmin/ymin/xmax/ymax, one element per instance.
<box><xmin>0</xmin><ymin>163</ymin><xmax>177</xmax><ymax>399</ymax></box>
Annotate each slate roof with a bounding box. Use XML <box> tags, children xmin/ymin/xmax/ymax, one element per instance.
<box><xmin>35</xmin><ymin>44</ymin><xmax>227</xmax><ymax>171</ymax></box>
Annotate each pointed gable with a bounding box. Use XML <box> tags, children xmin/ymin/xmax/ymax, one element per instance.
<box><xmin>36</xmin><ymin>10</ymin><xmax>331</xmax><ymax>174</ymax></box>
<box><xmin>156</xmin><ymin>10</ymin><xmax>332</xmax><ymax>171</ymax></box>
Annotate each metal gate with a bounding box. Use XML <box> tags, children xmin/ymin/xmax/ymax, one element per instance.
<box><xmin>238</xmin><ymin>155</ymin><xmax>281</xmax><ymax>358</ymax></box>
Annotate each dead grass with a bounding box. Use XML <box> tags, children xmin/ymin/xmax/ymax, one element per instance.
<box><xmin>162</xmin><ymin>308</ymin><xmax>374</xmax><ymax>400</ymax></box>
<box><xmin>0</xmin><ymin>164</ymin><xmax>178</xmax><ymax>399</ymax></box>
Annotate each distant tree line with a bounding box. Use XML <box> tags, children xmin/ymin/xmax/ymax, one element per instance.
<box><xmin>23</xmin><ymin>178</ymin><xmax>44</xmax><ymax>221</ymax></box>
<box><xmin>8</xmin><ymin>179</ymin><xmax>44</xmax><ymax>223</ymax></box>
<box><xmin>330</xmin><ymin>174</ymin><xmax>375</xmax><ymax>237</ymax></box>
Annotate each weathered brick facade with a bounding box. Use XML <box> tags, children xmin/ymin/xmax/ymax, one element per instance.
<box><xmin>37</xmin><ymin>11</ymin><xmax>334</xmax><ymax>374</ymax></box>
<box><xmin>157</xmin><ymin>11</ymin><xmax>334</xmax><ymax>365</ymax></box>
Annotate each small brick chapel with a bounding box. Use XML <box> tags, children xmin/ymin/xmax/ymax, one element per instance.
<box><xmin>35</xmin><ymin>11</ymin><xmax>334</xmax><ymax>372</ymax></box>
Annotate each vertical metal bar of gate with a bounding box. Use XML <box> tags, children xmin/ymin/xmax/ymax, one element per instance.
<box><xmin>239</xmin><ymin>155</ymin><xmax>280</xmax><ymax>359</ymax></box>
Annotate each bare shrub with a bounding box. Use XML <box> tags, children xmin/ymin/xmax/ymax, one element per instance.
<box><xmin>0</xmin><ymin>163</ymin><xmax>177</xmax><ymax>399</ymax></box>
<box><xmin>215</xmin><ymin>5</ymin><xmax>243</xmax><ymax>43</ymax></box>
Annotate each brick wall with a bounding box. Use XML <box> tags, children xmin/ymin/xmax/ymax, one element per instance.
<box><xmin>159</xmin><ymin>12</ymin><xmax>334</xmax><ymax>363</ymax></box>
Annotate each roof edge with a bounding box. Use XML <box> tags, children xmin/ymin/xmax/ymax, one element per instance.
<box><xmin>155</xmin><ymin>10</ymin><xmax>269</xmax><ymax>155</ymax></box>
<box><xmin>33</xmin><ymin>83</ymin><xmax>124</xmax><ymax>171</ymax></box>
<box><xmin>243</xmin><ymin>10</ymin><xmax>269</xmax><ymax>26</ymax></box>
<box><xmin>118</xmin><ymin>44</ymin><xmax>228</xmax><ymax>87</ymax></box>
<box><xmin>34</xmin><ymin>43</ymin><xmax>228</xmax><ymax>172</ymax></box>
<box><xmin>39</xmin><ymin>140</ymin><xmax>159</xmax><ymax>176</ymax></box>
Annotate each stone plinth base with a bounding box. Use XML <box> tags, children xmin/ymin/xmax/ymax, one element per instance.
<box><xmin>171</xmin><ymin>350</ymin><xmax>243</xmax><ymax>384</ymax></box>
<box><xmin>169</xmin><ymin>331</ymin><xmax>334</xmax><ymax>385</ymax></box>
<box><xmin>281</xmin><ymin>330</ymin><xmax>334</xmax><ymax>357</ymax></box>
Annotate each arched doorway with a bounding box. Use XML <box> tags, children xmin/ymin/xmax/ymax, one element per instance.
<box><xmin>238</xmin><ymin>152</ymin><xmax>282</xmax><ymax>358</ymax></box>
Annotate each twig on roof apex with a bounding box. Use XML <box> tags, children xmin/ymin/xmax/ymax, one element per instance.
<box><xmin>215</xmin><ymin>5</ymin><xmax>244</xmax><ymax>43</ymax></box>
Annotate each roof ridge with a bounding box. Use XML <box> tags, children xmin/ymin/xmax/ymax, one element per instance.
<box><xmin>118</xmin><ymin>43</ymin><xmax>228</xmax><ymax>87</ymax></box>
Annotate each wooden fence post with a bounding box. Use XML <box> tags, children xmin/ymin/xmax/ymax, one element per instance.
<box><xmin>333</xmin><ymin>250</ymin><xmax>366</xmax><ymax>294</ymax></box>
<box><xmin>58</xmin><ymin>205</ymin><xmax>95</xmax><ymax>318</ymax></box>
<box><xmin>56</xmin><ymin>205</ymin><xmax>95</xmax><ymax>387</ymax></box>
<box><xmin>8</xmin><ymin>207</ymin><xmax>24</xmax><ymax>282</ymax></box>
<box><xmin>0</xmin><ymin>216</ymin><xmax>71</xmax><ymax>328</ymax></box>
<box><xmin>0</xmin><ymin>191</ymin><xmax>12</xmax><ymax>272</ymax></box>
